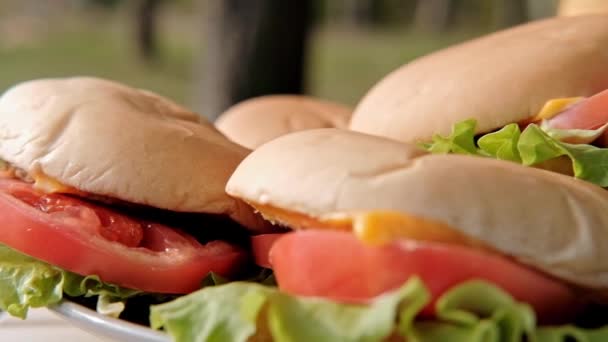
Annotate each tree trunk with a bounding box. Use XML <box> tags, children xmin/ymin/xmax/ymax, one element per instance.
<box><xmin>136</xmin><ymin>0</ymin><xmax>162</xmax><ymax>61</ymax></box>
<box><xmin>413</xmin><ymin>0</ymin><xmax>452</xmax><ymax>33</ymax></box>
<box><xmin>200</xmin><ymin>0</ymin><xmax>312</xmax><ymax>120</ymax></box>
<box><xmin>342</xmin><ymin>0</ymin><xmax>384</xmax><ymax>27</ymax></box>
<box><xmin>493</xmin><ymin>0</ymin><xmax>528</xmax><ymax>29</ymax></box>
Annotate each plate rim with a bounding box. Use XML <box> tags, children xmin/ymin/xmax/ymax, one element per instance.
<box><xmin>49</xmin><ymin>299</ymin><xmax>171</xmax><ymax>342</ymax></box>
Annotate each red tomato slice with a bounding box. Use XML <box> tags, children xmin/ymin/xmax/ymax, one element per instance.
<box><xmin>547</xmin><ymin>88</ymin><xmax>608</xmax><ymax>130</ymax></box>
<box><xmin>0</xmin><ymin>178</ymin><xmax>246</xmax><ymax>294</ymax></box>
<box><xmin>270</xmin><ymin>230</ymin><xmax>580</xmax><ymax>323</ymax></box>
<box><xmin>251</xmin><ymin>234</ymin><xmax>284</xmax><ymax>268</ymax></box>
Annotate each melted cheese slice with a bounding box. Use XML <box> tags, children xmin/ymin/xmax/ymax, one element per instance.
<box><xmin>531</xmin><ymin>97</ymin><xmax>584</xmax><ymax>122</ymax></box>
<box><xmin>251</xmin><ymin>202</ymin><xmax>490</xmax><ymax>250</ymax></box>
<box><xmin>32</xmin><ymin>172</ymin><xmax>83</xmax><ymax>195</ymax></box>
<box><xmin>0</xmin><ymin>162</ymin><xmax>88</xmax><ymax>197</ymax></box>
<box><xmin>323</xmin><ymin>211</ymin><xmax>489</xmax><ymax>250</ymax></box>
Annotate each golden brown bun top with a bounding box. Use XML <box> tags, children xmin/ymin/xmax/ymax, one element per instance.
<box><xmin>0</xmin><ymin>77</ymin><xmax>265</xmax><ymax>228</ymax></box>
<box><xmin>350</xmin><ymin>14</ymin><xmax>608</xmax><ymax>143</ymax></box>
<box><xmin>215</xmin><ymin>95</ymin><xmax>352</xmax><ymax>149</ymax></box>
<box><xmin>227</xmin><ymin>128</ymin><xmax>608</xmax><ymax>290</ymax></box>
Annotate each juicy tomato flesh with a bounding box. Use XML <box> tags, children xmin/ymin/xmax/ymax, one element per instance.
<box><xmin>547</xmin><ymin>88</ymin><xmax>608</xmax><ymax>130</ymax></box>
<box><xmin>268</xmin><ymin>230</ymin><xmax>580</xmax><ymax>323</ymax></box>
<box><xmin>0</xmin><ymin>178</ymin><xmax>246</xmax><ymax>294</ymax></box>
<box><xmin>13</xmin><ymin>189</ymin><xmax>144</xmax><ymax>247</ymax></box>
<box><xmin>251</xmin><ymin>234</ymin><xmax>284</xmax><ymax>268</ymax></box>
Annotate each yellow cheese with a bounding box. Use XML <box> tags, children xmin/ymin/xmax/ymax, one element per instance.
<box><xmin>251</xmin><ymin>203</ymin><xmax>349</xmax><ymax>230</ymax></box>
<box><xmin>251</xmin><ymin>202</ymin><xmax>491</xmax><ymax>250</ymax></box>
<box><xmin>324</xmin><ymin>211</ymin><xmax>488</xmax><ymax>250</ymax></box>
<box><xmin>531</xmin><ymin>97</ymin><xmax>583</xmax><ymax>122</ymax></box>
<box><xmin>32</xmin><ymin>173</ymin><xmax>82</xmax><ymax>195</ymax></box>
<box><xmin>0</xmin><ymin>161</ymin><xmax>83</xmax><ymax>195</ymax></box>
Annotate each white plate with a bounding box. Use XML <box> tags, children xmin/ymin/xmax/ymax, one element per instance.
<box><xmin>49</xmin><ymin>300</ymin><xmax>171</xmax><ymax>342</ymax></box>
<box><xmin>1</xmin><ymin>309</ymin><xmax>110</xmax><ymax>342</ymax></box>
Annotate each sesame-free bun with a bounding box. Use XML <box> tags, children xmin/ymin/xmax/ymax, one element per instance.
<box><xmin>350</xmin><ymin>14</ymin><xmax>608</xmax><ymax>143</ymax></box>
<box><xmin>215</xmin><ymin>95</ymin><xmax>352</xmax><ymax>149</ymax></box>
<box><xmin>227</xmin><ymin>128</ymin><xmax>608</xmax><ymax>291</ymax></box>
<box><xmin>0</xmin><ymin>77</ymin><xmax>255</xmax><ymax>222</ymax></box>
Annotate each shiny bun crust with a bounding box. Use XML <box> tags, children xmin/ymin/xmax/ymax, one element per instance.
<box><xmin>215</xmin><ymin>95</ymin><xmax>352</xmax><ymax>149</ymax></box>
<box><xmin>227</xmin><ymin>128</ymin><xmax>608</xmax><ymax>291</ymax></box>
<box><xmin>0</xmin><ymin>77</ymin><xmax>252</xmax><ymax>220</ymax></box>
<box><xmin>350</xmin><ymin>14</ymin><xmax>608</xmax><ymax>143</ymax></box>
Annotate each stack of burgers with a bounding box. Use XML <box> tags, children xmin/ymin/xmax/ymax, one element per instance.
<box><xmin>2</xmin><ymin>13</ymin><xmax>608</xmax><ymax>342</ymax></box>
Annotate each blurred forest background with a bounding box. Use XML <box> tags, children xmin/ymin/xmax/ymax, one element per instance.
<box><xmin>0</xmin><ymin>0</ymin><xmax>565</xmax><ymax>119</ymax></box>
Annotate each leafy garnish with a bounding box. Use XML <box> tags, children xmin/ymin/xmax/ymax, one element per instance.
<box><xmin>0</xmin><ymin>244</ymin><xmax>139</xmax><ymax>318</ymax></box>
<box><xmin>424</xmin><ymin>119</ymin><xmax>608</xmax><ymax>187</ymax></box>
<box><xmin>151</xmin><ymin>278</ymin><xmax>608</xmax><ymax>342</ymax></box>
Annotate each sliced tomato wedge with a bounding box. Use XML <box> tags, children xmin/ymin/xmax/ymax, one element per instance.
<box><xmin>0</xmin><ymin>178</ymin><xmax>246</xmax><ymax>294</ymax></box>
<box><xmin>547</xmin><ymin>88</ymin><xmax>608</xmax><ymax>130</ymax></box>
<box><xmin>251</xmin><ymin>234</ymin><xmax>284</xmax><ymax>268</ymax></box>
<box><xmin>269</xmin><ymin>230</ymin><xmax>580</xmax><ymax>323</ymax></box>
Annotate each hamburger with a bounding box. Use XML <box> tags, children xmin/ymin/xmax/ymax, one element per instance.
<box><xmin>149</xmin><ymin>16</ymin><xmax>608</xmax><ymax>342</ymax></box>
<box><xmin>215</xmin><ymin>95</ymin><xmax>352</xmax><ymax>149</ymax></box>
<box><xmin>0</xmin><ymin>77</ymin><xmax>269</xmax><ymax>319</ymax></box>
<box><xmin>348</xmin><ymin>14</ymin><xmax>608</xmax><ymax>188</ymax></box>
<box><xmin>152</xmin><ymin>128</ymin><xmax>608</xmax><ymax>341</ymax></box>
<box><xmin>349</xmin><ymin>14</ymin><xmax>608</xmax><ymax>144</ymax></box>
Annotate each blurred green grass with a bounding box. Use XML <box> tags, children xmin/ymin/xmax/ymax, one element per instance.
<box><xmin>309</xmin><ymin>28</ymin><xmax>481</xmax><ymax>105</ymax></box>
<box><xmin>0</xmin><ymin>25</ymin><xmax>193</xmax><ymax>104</ymax></box>
<box><xmin>0</xmin><ymin>11</ymin><xmax>483</xmax><ymax>113</ymax></box>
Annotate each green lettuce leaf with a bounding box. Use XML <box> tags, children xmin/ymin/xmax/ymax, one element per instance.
<box><xmin>151</xmin><ymin>281</ymin><xmax>270</xmax><ymax>342</ymax></box>
<box><xmin>150</xmin><ymin>278</ymin><xmax>426</xmax><ymax>342</ymax></box>
<box><xmin>424</xmin><ymin>119</ymin><xmax>608</xmax><ymax>187</ymax></box>
<box><xmin>200</xmin><ymin>268</ymin><xmax>276</xmax><ymax>288</ymax></box>
<box><xmin>423</xmin><ymin>118</ymin><xmax>481</xmax><ymax>155</ymax></box>
<box><xmin>477</xmin><ymin>123</ymin><xmax>522</xmax><ymax>162</ymax></box>
<box><xmin>150</xmin><ymin>278</ymin><xmax>608</xmax><ymax>342</ymax></box>
<box><xmin>404</xmin><ymin>281</ymin><xmax>536</xmax><ymax>342</ymax></box>
<box><xmin>0</xmin><ymin>244</ymin><xmax>139</xmax><ymax>318</ymax></box>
